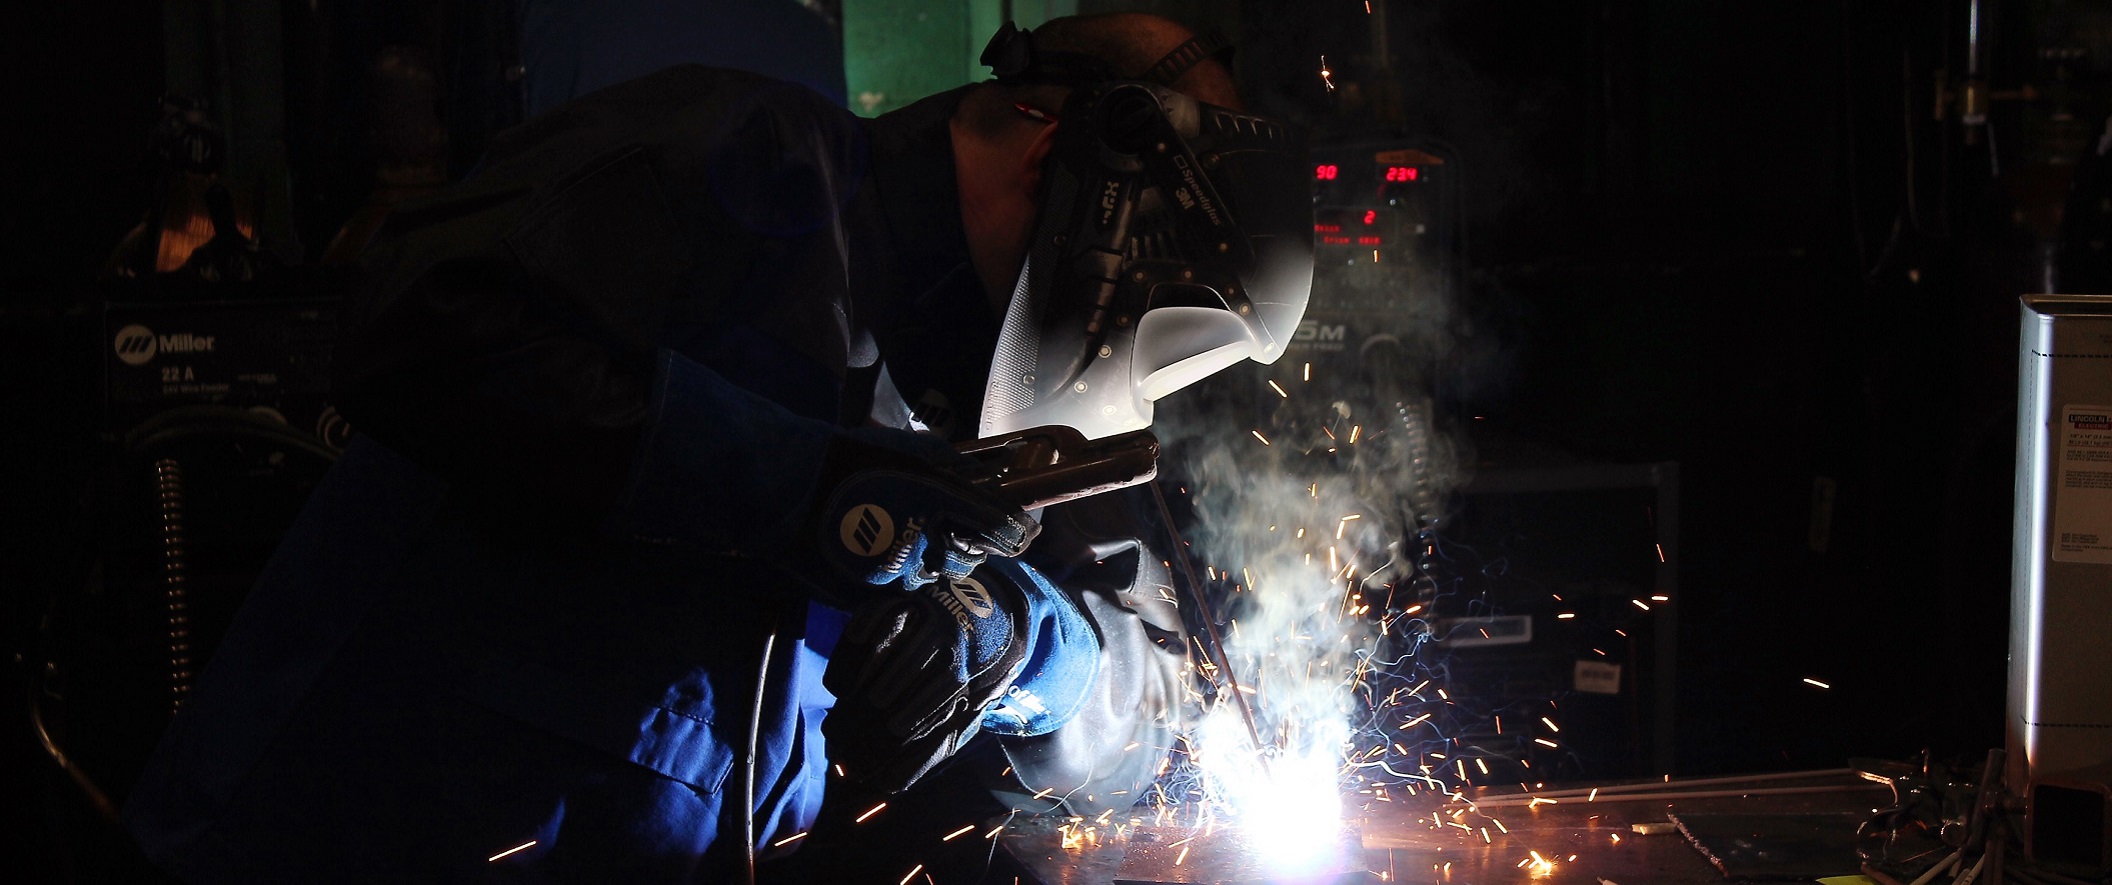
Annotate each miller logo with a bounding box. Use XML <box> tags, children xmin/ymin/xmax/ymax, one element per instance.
<box><xmin>838</xmin><ymin>504</ymin><xmax>895</xmax><ymax>557</ymax></box>
<box><xmin>112</xmin><ymin>324</ymin><xmax>216</xmax><ymax>366</ymax></box>
<box><xmin>113</xmin><ymin>324</ymin><xmax>157</xmax><ymax>366</ymax></box>
<box><xmin>937</xmin><ymin>575</ymin><xmax>998</xmax><ymax>630</ymax></box>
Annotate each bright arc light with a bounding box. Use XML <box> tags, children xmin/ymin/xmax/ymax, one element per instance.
<box><xmin>1238</xmin><ymin>749</ymin><xmax>1343</xmax><ymax>872</ymax></box>
<box><xmin>1195</xmin><ymin>708</ymin><xmax>1347</xmax><ymax>874</ymax></box>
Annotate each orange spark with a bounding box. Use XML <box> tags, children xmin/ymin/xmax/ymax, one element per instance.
<box><xmin>487</xmin><ymin>840</ymin><xmax>537</xmax><ymax>862</ymax></box>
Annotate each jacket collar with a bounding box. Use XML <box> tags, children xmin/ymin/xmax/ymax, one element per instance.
<box><xmin>862</xmin><ymin>87</ymin><xmax>1004</xmax><ymax>437</ymax></box>
<box><xmin>866</xmin><ymin>86</ymin><xmax>979</xmax><ymax>307</ymax></box>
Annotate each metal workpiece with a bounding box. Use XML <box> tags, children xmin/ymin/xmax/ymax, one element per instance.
<box><xmin>1000</xmin><ymin>813</ymin><xmax>1372</xmax><ymax>885</ymax></box>
<box><xmin>2010</xmin><ymin>295</ymin><xmax>2112</xmax><ymax>872</ymax></box>
<box><xmin>999</xmin><ymin>770</ymin><xmax>1891</xmax><ymax>884</ymax></box>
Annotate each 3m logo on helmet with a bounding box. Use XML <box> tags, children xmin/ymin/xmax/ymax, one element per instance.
<box><xmin>839</xmin><ymin>504</ymin><xmax>895</xmax><ymax>557</ymax></box>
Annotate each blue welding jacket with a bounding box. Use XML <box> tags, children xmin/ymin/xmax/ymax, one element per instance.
<box><xmin>125</xmin><ymin>67</ymin><xmax>994</xmax><ymax>882</ymax></box>
<box><xmin>127</xmin><ymin>433</ymin><xmax>844</xmax><ymax>881</ymax></box>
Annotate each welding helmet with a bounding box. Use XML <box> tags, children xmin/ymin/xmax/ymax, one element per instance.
<box><xmin>976</xmin><ymin>23</ymin><xmax>1314</xmax><ymax>440</ymax></box>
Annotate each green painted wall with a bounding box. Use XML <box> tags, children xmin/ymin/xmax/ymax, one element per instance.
<box><xmin>843</xmin><ymin>0</ymin><xmax>1076</xmax><ymax>117</ymax></box>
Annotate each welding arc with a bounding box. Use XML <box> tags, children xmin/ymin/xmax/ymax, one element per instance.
<box><xmin>1148</xmin><ymin>478</ymin><xmax>1265</xmax><ymax>754</ymax></box>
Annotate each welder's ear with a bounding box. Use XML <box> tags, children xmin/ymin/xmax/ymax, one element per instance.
<box><xmin>1017</xmin><ymin>119</ymin><xmax>1061</xmax><ymax>194</ymax></box>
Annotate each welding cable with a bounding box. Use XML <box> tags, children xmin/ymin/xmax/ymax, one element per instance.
<box><xmin>27</xmin><ymin>683</ymin><xmax>122</xmax><ymax>823</ymax></box>
<box><xmin>1861</xmin><ymin>864</ymin><xmax>1911</xmax><ymax>885</ymax></box>
<box><xmin>1964</xmin><ymin>750</ymin><xmax>2006</xmax><ymax>852</ymax></box>
<box><xmin>26</xmin><ymin>407</ymin><xmax>339</xmax><ymax>825</ymax></box>
<box><xmin>1955</xmin><ymin>850</ymin><xmax>1991</xmax><ymax>885</ymax></box>
<box><xmin>742</xmin><ymin>628</ymin><xmax>776</xmax><ymax>885</ymax></box>
<box><xmin>123</xmin><ymin>409</ymin><xmax>341</xmax><ymax>718</ymax></box>
<box><xmin>1903</xmin><ymin>851</ymin><xmax>1961</xmax><ymax>885</ymax></box>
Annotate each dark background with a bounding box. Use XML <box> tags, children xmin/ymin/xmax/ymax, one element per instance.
<box><xmin>6</xmin><ymin>0</ymin><xmax>2105</xmax><ymax>880</ymax></box>
<box><xmin>1234</xmin><ymin>0</ymin><xmax>2078</xmax><ymax>778</ymax></box>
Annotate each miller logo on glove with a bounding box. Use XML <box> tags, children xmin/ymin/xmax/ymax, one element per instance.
<box><xmin>803</xmin><ymin>425</ymin><xmax>1039</xmax><ymax>600</ymax></box>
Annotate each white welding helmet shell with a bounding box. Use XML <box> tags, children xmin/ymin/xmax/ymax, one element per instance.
<box><xmin>981</xmin><ymin>262</ymin><xmax>1267</xmax><ymax>439</ymax></box>
<box><xmin>978</xmin><ymin>82</ymin><xmax>1314</xmax><ymax>440</ymax></box>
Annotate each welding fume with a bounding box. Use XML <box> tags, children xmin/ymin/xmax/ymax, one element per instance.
<box><xmin>115</xmin><ymin>12</ymin><xmax>1315</xmax><ymax>884</ymax></box>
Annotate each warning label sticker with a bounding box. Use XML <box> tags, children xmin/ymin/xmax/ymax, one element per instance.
<box><xmin>1574</xmin><ymin>660</ymin><xmax>1622</xmax><ymax>695</ymax></box>
<box><xmin>2054</xmin><ymin>404</ymin><xmax>2112</xmax><ymax>563</ymax></box>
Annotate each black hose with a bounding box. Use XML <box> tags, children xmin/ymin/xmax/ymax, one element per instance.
<box><xmin>27</xmin><ymin>681</ymin><xmax>122</xmax><ymax>824</ymax></box>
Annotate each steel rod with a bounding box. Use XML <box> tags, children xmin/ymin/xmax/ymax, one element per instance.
<box><xmin>1149</xmin><ymin>477</ymin><xmax>1264</xmax><ymax>754</ymax></box>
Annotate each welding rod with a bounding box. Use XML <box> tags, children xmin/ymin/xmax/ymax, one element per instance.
<box><xmin>1148</xmin><ymin>477</ymin><xmax>1265</xmax><ymax>755</ymax></box>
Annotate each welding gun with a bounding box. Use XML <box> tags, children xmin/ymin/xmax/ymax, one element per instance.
<box><xmin>957</xmin><ymin>424</ymin><xmax>1160</xmax><ymax>511</ymax></box>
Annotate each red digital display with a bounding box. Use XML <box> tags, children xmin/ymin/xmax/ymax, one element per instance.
<box><xmin>1383</xmin><ymin>166</ymin><xmax>1419</xmax><ymax>182</ymax></box>
<box><xmin>1315</xmin><ymin>164</ymin><xmax>1340</xmax><ymax>181</ymax></box>
<box><xmin>1317</xmin><ymin>208</ymin><xmax>1387</xmax><ymax>248</ymax></box>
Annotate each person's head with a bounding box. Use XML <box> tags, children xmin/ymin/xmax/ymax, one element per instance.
<box><xmin>949</xmin><ymin>15</ymin><xmax>1315</xmax><ymax>440</ymax></box>
<box><xmin>950</xmin><ymin>14</ymin><xmax>1242</xmax><ymax>301</ymax></box>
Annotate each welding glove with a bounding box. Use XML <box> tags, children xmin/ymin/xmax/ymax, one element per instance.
<box><xmin>824</xmin><ymin>558</ymin><xmax>1097</xmax><ymax>791</ymax></box>
<box><xmin>603</xmin><ymin>351</ymin><xmax>1033</xmax><ymax>604</ymax></box>
<box><xmin>803</xmin><ymin>425</ymin><xmax>1040</xmax><ymax>601</ymax></box>
<box><xmin>976</xmin><ymin>558</ymin><xmax>1101</xmax><ymax>739</ymax></box>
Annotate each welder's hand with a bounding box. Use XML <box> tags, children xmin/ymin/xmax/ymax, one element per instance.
<box><xmin>974</xmin><ymin>558</ymin><xmax>1102</xmax><ymax>739</ymax></box>
<box><xmin>823</xmin><ymin>566</ymin><xmax>1031</xmax><ymax>792</ymax></box>
<box><xmin>803</xmin><ymin>426</ymin><xmax>1039</xmax><ymax>601</ymax></box>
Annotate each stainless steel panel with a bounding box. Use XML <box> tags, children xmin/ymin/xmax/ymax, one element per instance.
<box><xmin>2010</xmin><ymin>295</ymin><xmax>2112</xmax><ymax>821</ymax></box>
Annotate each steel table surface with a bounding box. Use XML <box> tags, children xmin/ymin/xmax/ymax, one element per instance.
<box><xmin>999</xmin><ymin>771</ymin><xmax>1894</xmax><ymax>885</ymax></box>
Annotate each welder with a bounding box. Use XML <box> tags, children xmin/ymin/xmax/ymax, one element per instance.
<box><xmin>124</xmin><ymin>12</ymin><xmax>1310</xmax><ymax>883</ymax></box>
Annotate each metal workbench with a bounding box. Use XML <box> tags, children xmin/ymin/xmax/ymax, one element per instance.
<box><xmin>1000</xmin><ymin>770</ymin><xmax>1894</xmax><ymax>884</ymax></box>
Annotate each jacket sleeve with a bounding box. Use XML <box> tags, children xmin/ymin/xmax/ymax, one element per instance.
<box><xmin>334</xmin><ymin>70</ymin><xmax>865</xmax><ymax>553</ymax></box>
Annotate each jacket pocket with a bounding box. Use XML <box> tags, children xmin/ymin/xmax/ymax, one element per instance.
<box><xmin>457</xmin><ymin>650</ymin><xmax>737</xmax><ymax>793</ymax></box>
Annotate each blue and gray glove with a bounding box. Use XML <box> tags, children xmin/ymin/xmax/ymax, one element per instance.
<box><xmin>605</xmin><ymin>352</ymin><xmax>1035</xmax><ymax>604</ymax></box>
<box><xmin>978</xmin><ymin>558</ymin><xmax>1101</xmax><ymax>739</ymax></box>
<box><xmin>824</xmin><ymin>558</ymin><xmax>1100</xmax><ymax>792</ymax></box>
<box><xmin>805</xmin><ymin>426</ymin><xmax>1038</xmax><ymax>595</ymax></box>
